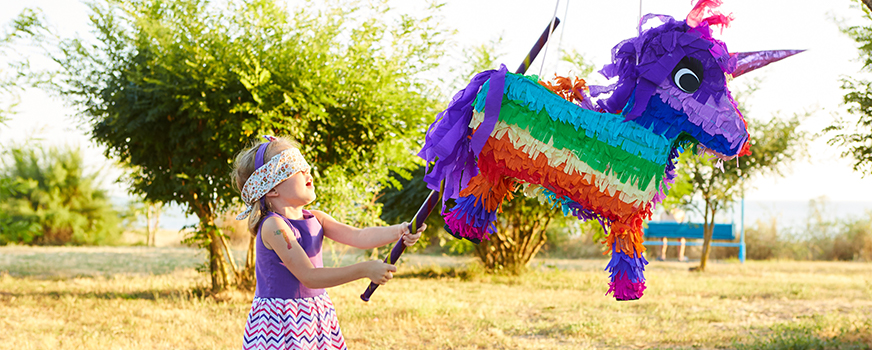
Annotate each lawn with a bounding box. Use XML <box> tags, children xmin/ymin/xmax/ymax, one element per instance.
<box><xmin>0</xmin><ymin>246</ymin><xmax>870</xmax><ymax>349</ymax></box>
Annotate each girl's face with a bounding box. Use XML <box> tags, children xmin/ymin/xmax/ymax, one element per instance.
<box><xmin>269</xmin><ymin>168</ymin><xmax>316</xmax><ymax>207</ymax></box>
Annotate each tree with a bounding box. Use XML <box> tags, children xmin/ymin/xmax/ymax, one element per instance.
<box><xmin>124</xmin><ymin>197</ymin><xmax>163</xmax><ymax>246</ymax></box>
<box><xmin>0</xmin><ymin>144</ymin><xmax>122</xmax><ymax>245</ymax></box>
<box><xmin>378</xmin><ymin>166</ymin><xmax>445</xmax><ymax>252</ymax></box>
<box><xmin>144</xmin><ymin>200</ymin><xmax>163</xmax><ymax>247</ymax></box>
<box><xmin>828</xmin><ymin>1</ymin><xmax>872</xmax><ymax>176</ymax></box>
<box><xmin>0</xmin><ymin>10</ymin><xmax>40</xmax><ymax>127</ymax></box>
<box><xmin>472</xmin><ymin>195</ymin><xmax>557</xmax><ymax>273</ymax></box>
<box><xmin>666</xmin><ymin>81</ymin><xmax>809</xmax><ymax>271</ymax></box>
<box><xmin>22</xmin><ymin>0</ymin><xmax>447</xmax><ymax>292</ymax></box>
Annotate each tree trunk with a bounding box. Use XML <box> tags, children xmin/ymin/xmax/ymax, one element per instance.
<box><xmin>238</xmin><ymin>234</ymin><xmax>257</xmax><ymax>291</ymax></box>
<box><xmin>145</xmin><ymin>204</ymin><xmax>152</xmax><ymax>247</ymax></box>
<box><xmin>207</xmin><ymin>222</ymin><xmax>232</xmax><ymax>292</ymax></box>
<box><xmin>473</xmin><ymin>208</ymin><xmax>551</xmax><ymax>274</ymax></box>
<box><xmin>192</xmin><ymin>197</ymin><xmax>233</xmax><ymax>293</ymax></box>
<box><xmin>698</xmin><ymin>200</ymin><xmax>716</xmax><ymax>272</ymax></box>
<box><xmin>219</xmin><ymin>230</ymin><xmax>241</xmax><ymax>281</ymax></box>
<box><xmin>863</xmin><ymin>0</ymin><xmax>872</xmax><ymax>13</ymax></box>
<box><xmin>151</xmin><ymin>202</ymin><xmax>162</xmax><ymax>247</ymax></box>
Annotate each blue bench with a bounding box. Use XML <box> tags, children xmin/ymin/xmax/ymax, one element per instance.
<box><xmin>642</xmin><ymin>222</ymin><xmax>745</xmax><ymax>263</ymax></box>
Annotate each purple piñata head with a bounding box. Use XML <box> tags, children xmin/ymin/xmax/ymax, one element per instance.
<box><xmin>594</xmin><ymin>0</ymin><xmax>751</xmax><ymax>160</ymax></box>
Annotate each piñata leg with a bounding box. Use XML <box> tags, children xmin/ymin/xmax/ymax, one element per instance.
<box><xmin>443</xmin><ymin>173</ymin><xmax>517</xmax><ymax>243</ymax></box>
<box><xmin>605</xmin><ymin>213</ymin><xmax>650</xmax><ymax>301</ymax></box>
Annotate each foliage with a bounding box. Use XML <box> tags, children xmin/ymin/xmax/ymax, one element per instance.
<box><xmin>666</xmin><ymin>79</ymin><xmax>809</xmax><ymax>271</ymax></box>
<box><xmin>540</xmin><ymin>219</ymin><xmax>608</xmax><ymax>259</ymax></box>
<box><xmin>0</xmin><ymin>9</ymin><xmax>41</xmax><ymax>126</ymax></box>
<box><xmin>829</xmin><ymin>2</ymin><xmax>872</xmax><ymax>176</ymax></box>
<box><xmin>474</xmin><ymin>195</ymin><xmax>565</xmax><ymax>274</ymax></box>
<box><xmin>745</xmin><ymin>198</ymin><xmax>872</xmax><ymax>262</ymax></box>
<box><xmin>559</xmin><ymin>48</ymin><xmax>596</xmax><ymax>79</ymax></box>
<box><xmin>378</xmin><ymin>166</ymin><xmax>444</xmax><ymax>252</ymax></box>
<box><xmin>0</xmin><ymin>144</ymin><xmax>122</xmax><ymax>245</ymax></box>
<box><xmin>120</xmin><ymin>196</ymin><xmax>164</xmax><ymax>246</ymax></box>
<box><xmin>23</xmin><ymin>0</ymin><xmax>449</xmax><ymax>291</ymax></box>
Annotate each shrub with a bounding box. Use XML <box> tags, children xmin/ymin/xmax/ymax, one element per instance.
<box><xmin>0</xmin><ymin>144</ymin><xmax>122</xmax><ymax>245</ymax></box>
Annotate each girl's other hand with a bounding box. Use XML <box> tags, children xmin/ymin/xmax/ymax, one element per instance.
<box><xmin>364</xmin><ymin>260</ymin><xmax>396</xmax><ymax>285</ymax></box>
<box><xmin>398</xmin><ymin>222</ymin><xmax>426</xmax><ymax>247</ymax></box>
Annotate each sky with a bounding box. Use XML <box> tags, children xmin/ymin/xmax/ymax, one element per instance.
<box><xmin>1</xmin><ymin>0</ymin><xmax>871</xmax><ymax>215</ymax></box>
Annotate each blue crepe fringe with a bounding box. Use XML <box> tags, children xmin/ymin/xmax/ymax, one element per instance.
<box><xmin>605</xmin><ymin>243</ymin><xmax>648</xmax><ymax>284</ymax></box>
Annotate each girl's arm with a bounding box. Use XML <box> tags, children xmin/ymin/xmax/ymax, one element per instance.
<box><xmin>261</xmin><ymin>216</ymin><xmax>396</xmax><ymax>289</ymax></box>
<box><xmin>311</xmin><ymin>210</ymin><xmax>424</xmax><ymax>249</ymax></box>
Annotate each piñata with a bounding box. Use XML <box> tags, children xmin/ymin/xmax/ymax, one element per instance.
<box><xmin>418</xmin><ymin>0</ymin><xmax>801</xmax><ymax>300</ymax></box>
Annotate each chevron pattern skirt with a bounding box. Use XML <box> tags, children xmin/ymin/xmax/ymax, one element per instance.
<box><xmin>242</xmin><ymin>294</ymin><xmax>347</xmax><ymax>350</ymax></box>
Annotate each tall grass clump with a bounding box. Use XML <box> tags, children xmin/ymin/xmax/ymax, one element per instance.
<box><xmin>745</xmin><ymin>198</ymin><xmax>872</xmax><ymax>261</ymax></box>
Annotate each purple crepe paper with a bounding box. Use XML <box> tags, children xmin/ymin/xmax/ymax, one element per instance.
<box><xmin>418</xmin><ymin>65</ymin><xmax>508</xmax><ymax>204</ymax></box>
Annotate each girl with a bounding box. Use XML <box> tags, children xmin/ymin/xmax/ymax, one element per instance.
<box><xmin>233</xmin><ymin>136</ymin><xmax>424</xmax><ymax>350</ymax></box>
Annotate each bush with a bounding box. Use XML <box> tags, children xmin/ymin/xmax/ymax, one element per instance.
<box><xmin>0</xmin><ymin>144</ymin><xmax>122</xmax><ymax>245</ymax></box>
<box><xmin>540</xmin><ymin>219</ymin><xmax>608</xmax><ymax>259</ymax></box>
<box><xmin>743</xmin><ymin>202</ymin><xmax>872</xmax><ymax>262</ymax></box>
<box><xmin>745</xmin><ymin>217</ymin><xmax>780</xmax><ymax>260</ymax></box>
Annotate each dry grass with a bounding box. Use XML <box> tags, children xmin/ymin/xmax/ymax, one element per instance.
<box><xmin>1</xmin><ymin>246</ymin><xmax>870</xmax><ymax>349</ymax></box>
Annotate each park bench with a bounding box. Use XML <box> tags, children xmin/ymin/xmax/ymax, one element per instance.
<box><xmin>642</xmin><ymin>222</ymin><xmax>746</xmax><ymax>263</ymax></box>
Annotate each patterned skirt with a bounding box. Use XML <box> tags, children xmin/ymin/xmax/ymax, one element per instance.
<box><xmin>242</xmin><ymin>293</ymin><xmax>347</xmax><ymax>350</ymax></box>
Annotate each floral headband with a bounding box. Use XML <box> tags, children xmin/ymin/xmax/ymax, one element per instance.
<box><xmin>236</xmin><ymin>136</ymin><xmax>310</xmax><ymax>220</ymax></box>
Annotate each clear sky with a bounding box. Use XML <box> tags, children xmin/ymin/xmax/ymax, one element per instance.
<box><xmin>2</xmin><ymin>0</ymin><xmax>871</xmax><ymax>204</ymax></box>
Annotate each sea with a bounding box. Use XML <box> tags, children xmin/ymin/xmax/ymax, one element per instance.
<box><xmin>678</xmin><ymin>200</ymin><xmax>872</xmax><ymax>233</ymax></box>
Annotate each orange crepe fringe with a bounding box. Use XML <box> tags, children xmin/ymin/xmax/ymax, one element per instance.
<box><xmin>478</xmin><ymin>133</ymin><xmax>651</xmax><ymax>256</ymax></box>
<box><xmin>539</xmin><ymin>75</ymin><xmax>589</xmax><ymax>105</ymax></box>
<box><xmin>459</xmin><ymin>174</ymin><xmax>517</xmax><ymax>214</ymax></box>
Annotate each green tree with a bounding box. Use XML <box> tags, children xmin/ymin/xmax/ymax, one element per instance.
<box><xmin>121</xmin><ymin>197</ymin><xmax>163</xmax><ymax>246</ymax></box>
<box><xmin>829</xmin><ymin>2</ymin><xmax>872</xmax><ymax>176</ymax></box>
<box><xmin>0</xmin><ymin>144</ymin><xmax>122</xmax><ymax>245</ymax></box>
<box><xmin>474</xmin><ymin>195</ymin><xmax>562</xmax><ymax>274</ymax></box>
<box><xmin>23</xmin><ymin>0</ymin><xmax>447</xmax><ymax>292</ymax></box>
<box><xmin>559</xmin><ymin>48</ymin><xmax>596</xmax><ymax>79</ymax></box>
<box><xmin>0</xmin><ymin>10</ymin><xmax>37</xmax><ymax>126</ymax></box>
<box><xmin>666</xmin><ymin>81</ymin><xmax>809</xmax><ymax>271</ymax></box>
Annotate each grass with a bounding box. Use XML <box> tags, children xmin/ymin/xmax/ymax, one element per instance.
<box><xmin>0</xmin><ymin>246</ymin><xmax>870</xmax><ymax>349</ymax></box>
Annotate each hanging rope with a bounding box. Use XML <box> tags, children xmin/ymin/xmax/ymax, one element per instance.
<box><xmin>538</xmin><ymin>0</ymin><xmax>561</xmax><ymax>77</ymax></box>
<box><xmin>555</xmin><ymin>0</ymin><xmax>569</xmax><ymax>75</ymax></box>
<box><xmin>638</xmin><ymin>0</ymin><xmax>644</xmax><ymax>30</ymax></box>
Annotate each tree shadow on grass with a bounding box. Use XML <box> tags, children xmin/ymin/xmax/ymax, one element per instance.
<box><xmin>395</xmin><ymin>266</ymin><xmax>471</xmax><ymax>279</ymax></box>
<box><xmin>0</xmin><ymin>288</ymin><xmax>203</xmax><ymax>301</ymax></box>
<box><xmin>395</xmin><ymin>265</ymin><xmax>486</xmax><ymax>281</ymax></box>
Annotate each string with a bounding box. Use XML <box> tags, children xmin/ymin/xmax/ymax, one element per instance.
<box><xmin>555</xmin><ymin>0</ymin><xmax>569</xmax><ymax>75</ymax></box>
<box><xmin>639</xmin><ymin>0</ymin><xmax>643</xmax><ymax>24</ymax></box>
<box><xmin>538</xmin><ymin>0</ymin><xmax>561</xmax><ymax>77</ymax></box>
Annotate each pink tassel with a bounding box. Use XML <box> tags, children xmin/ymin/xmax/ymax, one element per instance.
<box><xmin>607</xmin><ymin>272</ymin><xmax>647</xmax><ymax>301</ymax></box>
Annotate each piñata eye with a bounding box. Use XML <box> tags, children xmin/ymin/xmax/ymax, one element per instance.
<box><xmin>671</xmin><ymin>57</ymin><xmax>704</xmax><ymax>93</ymax></box>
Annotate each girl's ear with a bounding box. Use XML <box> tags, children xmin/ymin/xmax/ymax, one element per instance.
<box><xmin>264</xmin><ymin>188</ymin><xmax>279</xmax><ymax>198</ymax></box>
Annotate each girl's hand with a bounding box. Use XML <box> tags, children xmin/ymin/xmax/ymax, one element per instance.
<box><xmin>398</xmin><ymin>222</ymin><xmax>426</xmax><ymax>247</ymax></box>
<box><xmin>363</xmin><ymin>260</ymin><xmax>396</xmax><ymax>285</ymax></box>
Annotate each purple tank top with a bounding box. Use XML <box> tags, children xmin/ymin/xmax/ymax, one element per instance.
<box><xmin>254</xmin><ymin>210</ymin><xmax>326</xmax><ymax>299</ymax></box>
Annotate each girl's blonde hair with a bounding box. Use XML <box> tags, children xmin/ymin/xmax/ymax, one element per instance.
<box><xmin>231</xmin><ymin>136</ymin><xmax>299</xmax><ymax>235</ymax></box>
